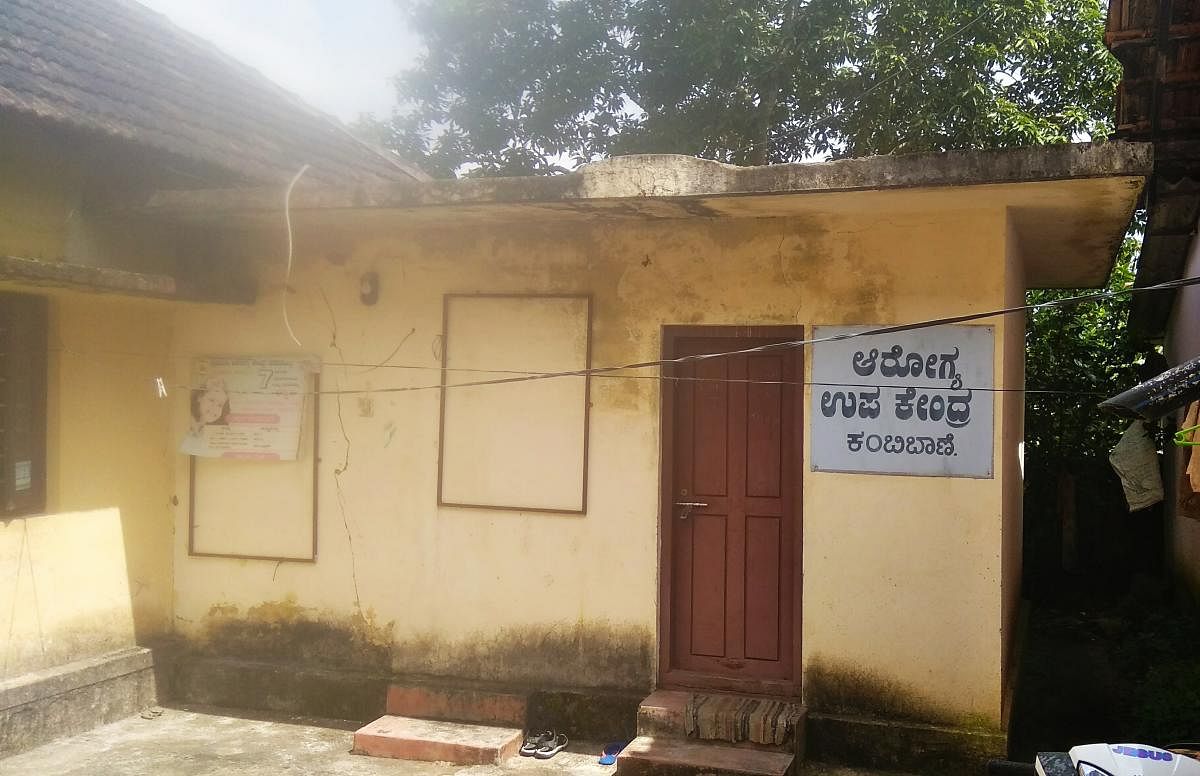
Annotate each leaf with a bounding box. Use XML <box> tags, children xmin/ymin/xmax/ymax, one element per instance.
<box><xmin>384</xmin><ymin>0</ymin><xmax>1117</xmax><ymax>175</ymax></box>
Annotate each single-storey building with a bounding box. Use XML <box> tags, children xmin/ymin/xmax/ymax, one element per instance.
<box><xmin>0</xmin><ymin>0</ymin><xmax>1151</xmax><ymax>772</ymax></box>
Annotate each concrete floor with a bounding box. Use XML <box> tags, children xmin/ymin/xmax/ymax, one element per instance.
<box><xmin>0</xmin><ymin>705</ymin><xmax>911</xmax><ymax>776</ymax></box>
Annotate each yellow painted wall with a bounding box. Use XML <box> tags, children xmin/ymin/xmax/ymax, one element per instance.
<box><xmin>169</xmin><ymin>203</ymin><xmax>1020</xmax><ymax>725</ymax></box>
<box><xmin>799</xmin><ymin>209</ymin><xmax>1012</xmax><ymax>727</ymax></box>
<box><xmin>46</xmin><ymin>293</ymin><xmax>175</xmax><ymax>639</ymax></box>
<box><xmin>0</xmin><ymin>287</ymin><xmax>175</xmax><ymax>676</ymax></box>
<box><xmin>1000</xmin><ymin>215</ymin><xmax>1027</xmax><ymax>725</ymax></box>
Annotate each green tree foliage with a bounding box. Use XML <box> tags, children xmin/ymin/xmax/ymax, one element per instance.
<box><xmin>1021</xmin><ymin>234</ymin><xmax>1160</xmax><ymax>589</ymax></box>
<box><xmin>383</xmin><ymin>0</ymin><xmax>1119</xmax><ymax>177</ymax></box>
<box><xmin>1024</xmin><ymin>237</ymin><xmax>1146</xmax><ymax>472</ymax></box>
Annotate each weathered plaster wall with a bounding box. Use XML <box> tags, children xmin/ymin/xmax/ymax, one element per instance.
<box><xmin>1167</xmin><ymin>225</ymin><xmax>1200</xmax><ymax>598</ymax></box>
<box><xmin>1000</xmin><ymin>215</ymin><xmax>1027</xmax><ymax>725</ymax></box>
<box><xmin>798</xmin><ymin>210</ymin><xmax>1012</xmax><ymax>729</ymax></box>
<box><xmin>169</xmin><ymin>205</ymin><xmax>1018</xmax><ymax>723</ymax></box>
<box><xmin>0</xmin><ymin>288</ymin><xmax>174</xmax><ymax>678</ymax></box>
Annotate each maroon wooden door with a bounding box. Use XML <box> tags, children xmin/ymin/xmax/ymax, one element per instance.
<box><xmin>662</xmin><ymin>330</ymin><xmax>801</xmax><ymax>690</ymax></box>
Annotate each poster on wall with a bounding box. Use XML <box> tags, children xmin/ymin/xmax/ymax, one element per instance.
<box><xmin>180</xmin><ymin>356</ymin><xmax>310</xmax><ymax>460</ymax></box>
<box><xmin>810</xmin><ymin>325</ymin><xmax>995</xmax><ymax>478</ymax></box>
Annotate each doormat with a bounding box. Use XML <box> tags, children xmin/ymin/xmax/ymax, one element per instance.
<box><xmin>683</xmin><ymin>693</ymin><xmax>802</xmax><ymax>746</ymax></box>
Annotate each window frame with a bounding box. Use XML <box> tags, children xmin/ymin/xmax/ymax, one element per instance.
<box><xmin>0</xmin><ymin>292</ymin><xmax>47</xmax><ymax>518</ymax></box>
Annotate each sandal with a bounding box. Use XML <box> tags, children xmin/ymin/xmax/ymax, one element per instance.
<box><xmin>534</xmin><ymin>732</ymin><xmax>569</xmax><ymax>759</ymax></box>
<box><xmin>520</xmin><ymin>730</ymin><xmax>555</xmax><ymax>757</ymax></box>
<box><xmin>599</xmin><ymin>741</ymin><xmax>630</xmax><ymax>765</ymax></box>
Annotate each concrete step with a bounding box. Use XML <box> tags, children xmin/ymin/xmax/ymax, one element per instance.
<box><xmin>638</xmin><ymin>690</ymin><xmax>688</xmax><ymax>738</ymax></box>
<box><xmin>385</xmin><ymin>681</ymin><xmax>528</xmax><ymax>727</ymax></box>
<box><xmin>351</xmin><ymin>715</ymin><xmax>523</xmax><ymax>764</ymax></box>
<box><xmin>637</xmin><ymin>690</ymin><xmax>805</xmax><ymax>753</ymax></box>
<box><xmin>616</xmin><ymin>736</ymin><xmax>795</xmax><ymax>776</ymax></box>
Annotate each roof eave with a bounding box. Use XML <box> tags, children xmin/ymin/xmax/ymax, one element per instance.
<box><xmin>133</xmin><ymin>141</ymin><xmax>1154</xmax><ymax>216</ymax></box>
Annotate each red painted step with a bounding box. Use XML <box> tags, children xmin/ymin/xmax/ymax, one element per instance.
<box><xmin>352</xmin><ymin>715</ymin><xmax>523</xmax><ymax>765</ymax></box>
<box><xmin>386</xmin><ymin>682</ymin><xmax>527</xmax><ymax>727</ymax></box>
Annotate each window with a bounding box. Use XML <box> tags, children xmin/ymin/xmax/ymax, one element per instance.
<box><xmin>0</xmin><ymin>292</ymin><xmax>46</xmax><ymax>517</ymax></box>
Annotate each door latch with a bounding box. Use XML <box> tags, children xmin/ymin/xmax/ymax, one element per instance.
<box><xmin>674</xmin><ymin>501</ymin><xmax>708</xmax><ymax>519</ymax></box>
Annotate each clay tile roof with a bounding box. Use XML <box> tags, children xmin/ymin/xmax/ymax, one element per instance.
<box><xmin>0</xmin><ymin>0</ymin><xmax>425</xmax><ymax>186</ymax></box>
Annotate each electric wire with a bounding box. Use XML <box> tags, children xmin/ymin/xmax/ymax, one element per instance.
<box><xmin>130</xmin><ymin>273</ymin><xmax>1200</xmax><ymax>399</ymax></box>
<box><xmin>281</xmin><ymin>164</ymin><xmax>310</xmax><ymax>349</ymax></box>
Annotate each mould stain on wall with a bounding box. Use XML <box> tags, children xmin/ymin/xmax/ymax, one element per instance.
<box><xmin>194</xmin><ymin>601</ymin><xmax>652</xmax><ymax>692</ymax></box>
<box><xmin>199</xmin><ymin>598</ymin><xmax>393</xmax><ymax>671</ymax></box>
<box><xmin>391</xmin><ymin>621</ymin><xmax>654</xmax><ymax>691</ymax></box>
<box><xmin>805</xmin><ymin>656</ymin><xmax>999</xmax><ymax>731</ymax></box>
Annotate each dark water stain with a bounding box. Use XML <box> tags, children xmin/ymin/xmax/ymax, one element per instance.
<box><xmin>805</xmin><ymin>656</ymin><xmax>997</xmax><ymax>731</ymax></box>
<box><xmin>199</xmin><ymin>600</ymin><xmax>393</xmax><ymax>672</ymax></box>
<box><xmin>847</xmin><ymin>269</ymin><xmax>895</xmax><ymax>321</ymax></box>
<box><xmin>192</xmin><ymin>602</ymin><xmax>653</xmax><ymax>693</ymax></box>
<box><xmin>391</xmin><ymin>621</ymin><xmax>655</xmax><ymax>692</ymax></box>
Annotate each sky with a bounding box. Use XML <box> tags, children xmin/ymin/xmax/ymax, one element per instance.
<box><xmin>135</xmin><ymin>0</ymin><xmax>420</xmax><ymax>123</ymax></box>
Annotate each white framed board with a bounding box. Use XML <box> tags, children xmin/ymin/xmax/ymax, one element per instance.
<box><xmin>810</xmin><ymin>325</ymin><xmax>995</xmax><ymax>478</ymax></box>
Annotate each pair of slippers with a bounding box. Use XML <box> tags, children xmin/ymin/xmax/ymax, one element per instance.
<box><xmin>519</xmin><ymin>730</ymin><xmax>568</xmax><ymax>759</ymax></box>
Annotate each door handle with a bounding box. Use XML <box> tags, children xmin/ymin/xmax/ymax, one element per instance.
<box><xmin>674</xmin><ymin>501</ymin><xmax>708</xmax><ymax>519</ymax></box>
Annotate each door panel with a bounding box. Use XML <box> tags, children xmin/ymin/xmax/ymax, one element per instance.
<box><xmin>746</xmin><ymin>356</ymin><xmax>783</xmax><ymax>499</ymax></box>
<box><xmin>691</xmin><ymin>357</ymin><xmax>729</xmax><ymax>496</ymax></box>
<box><xmin>745</xmin><ymin>515</ymin><xmax>782</xmax><ymax>661</ymax></box>
<box><xmin>664</xmin><ymin>334</ymin><xmax>800</xmax><ymax>685</ymax></box>
<box><xmin>690</xmin><ymin>514</ymin><xmax>728</xmax><ymax>656</ymax></box>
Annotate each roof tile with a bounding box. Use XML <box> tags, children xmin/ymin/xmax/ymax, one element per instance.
<box><xmin>0</xmin><ymin>0</ymin><xmax>423</xmax><ymax>186</ymax></box>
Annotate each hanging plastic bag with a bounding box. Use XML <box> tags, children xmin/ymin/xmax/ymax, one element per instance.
<box><xmin>1109</xmin><ymin>421</ymin><xmax>1164</xmax><ymax>511</ymax></box>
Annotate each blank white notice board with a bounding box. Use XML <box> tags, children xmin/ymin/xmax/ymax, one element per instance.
<box><xmin>438</xmin><ymin>295</ymin><xmax>592</xmax><ymax>513</ymax></box>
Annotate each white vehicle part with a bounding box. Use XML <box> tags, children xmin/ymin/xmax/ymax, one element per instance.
<box><xmin>1069</xmin><ymin>744</ymin><xmax>1200</xmax><ymax>776</ymax></box>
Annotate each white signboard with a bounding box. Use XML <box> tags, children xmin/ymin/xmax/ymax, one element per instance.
<box><xmin>180</xmin><ymin>356</ymin><xmax>310</xmax><ymax>461</ymax></box>
<box><xmin>13</xmin><ymin>460</ymin><xmax>30</xmax><ymax>492</ymax></box>
<box><xmin>810</xmin><ymin>325</ymin><xmax>995</xmax><ymax>478</ymax></box>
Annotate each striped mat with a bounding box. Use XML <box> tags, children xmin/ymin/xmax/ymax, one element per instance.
<box><xmin>683</xmin><ymin>693</ymin><xmax>802</xmax><ymax>747</ymax></box>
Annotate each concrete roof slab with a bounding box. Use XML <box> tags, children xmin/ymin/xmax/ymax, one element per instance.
<box><xmin>126</xmin><ymin>142</ymin><xmax>1152</xmax><ymax>289</ymax></box>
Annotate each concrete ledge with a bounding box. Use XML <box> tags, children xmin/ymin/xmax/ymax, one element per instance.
<box><xmin>0</xmin><ymin>647</ymin><xmax>152</xmax><ymax>710</ymax></box>
<box><xmin>0</xmin><ymin>255</ymin><xmax>256</xmax><ymax>304</ymax></box>
<box><xmin>0</xmin><ymin>647</ymin><xmax>158</xmax><ymax>757</ymax></box>
<box><xmin>806</xmin><ymin>711</ymin><xmax>1007</xmax><ymax>774</ymax></box>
